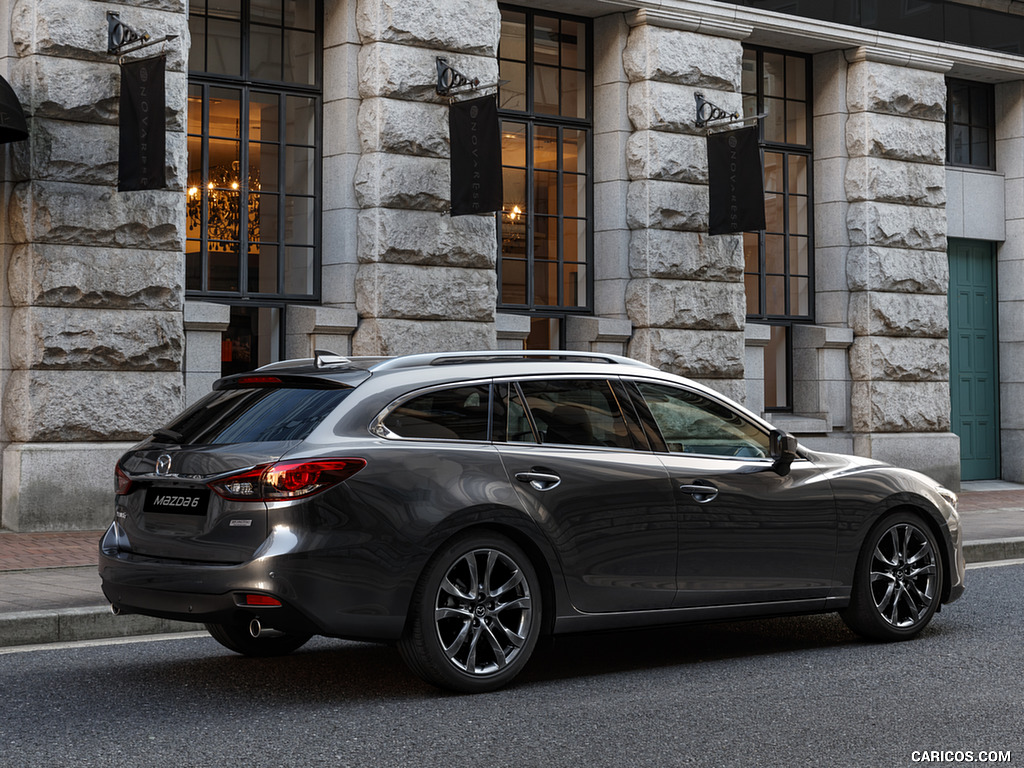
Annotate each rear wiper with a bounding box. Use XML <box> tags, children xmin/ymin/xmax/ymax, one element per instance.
<box><xmin>151</xmin><ymin>427</ymin><xmax>183</xmax><ymax>444</ymax></box>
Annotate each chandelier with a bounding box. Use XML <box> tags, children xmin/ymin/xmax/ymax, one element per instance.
<box><xmin>186</xmin><ymin>160</ymin><xmax>260</xmax><ymax>244</ymax></box>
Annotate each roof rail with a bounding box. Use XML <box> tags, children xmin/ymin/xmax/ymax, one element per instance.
<box><xmin>368</xmin><ymin>350</ymin><xmax>657</xmax><ymax>372</ymax></box>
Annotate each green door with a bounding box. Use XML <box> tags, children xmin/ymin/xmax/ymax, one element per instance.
<box><xmin>948</xmin><ymin>239</ymin><xmax>1000</xmax><ymax>480</ymax></box>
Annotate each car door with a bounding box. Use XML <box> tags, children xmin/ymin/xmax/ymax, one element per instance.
<box><xmin>494</xmin><ymin>378</ymin><xmax>678</xmax><ymax>613</ymax></box>
<box><xmin>628</xmin><ymin>380</ymin><xmax>838</xmax><ymax>609</ymax></box>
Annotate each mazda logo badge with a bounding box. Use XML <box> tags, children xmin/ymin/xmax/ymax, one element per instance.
<box><xmin>155</xmin><ymin>454</ymin><xmax>172</xmax><ymax>476</ymax></box>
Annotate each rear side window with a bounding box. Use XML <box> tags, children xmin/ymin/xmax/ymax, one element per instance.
<box><xmin>517</xmin><ymin>379</ymin><xmax>631</xmax><ymax>449</ymax></box>
<box><xmin>166</xmin><ymin>387</ymin><xmax>352</xmax><ymax>444</ymax></box>
<box><xmin>383</xmin><ymin>385</ymin><xmax>490</xmax><ymax>441</ymax></box>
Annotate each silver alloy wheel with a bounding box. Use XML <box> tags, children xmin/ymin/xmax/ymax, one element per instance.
<box><xmin>869</xmin><ymin>522</ymin><xmax>938</xmax><ymax>628</ymax></box>
<box><xmin>433</xmin><ymin>547</ymin><xmax>533</xmax><ymax>676</ymax></box>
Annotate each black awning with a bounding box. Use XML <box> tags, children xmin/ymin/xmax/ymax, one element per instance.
<box><xmin>0</xmin><ymin>75</ymin><xmax>28</xmax><ymax>144</ymax></box>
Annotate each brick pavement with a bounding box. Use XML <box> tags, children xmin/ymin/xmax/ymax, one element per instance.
<box><xmin>0</xmin><ymin>530</ymin><xmax>100</xmax><ymax>571</ymax></box>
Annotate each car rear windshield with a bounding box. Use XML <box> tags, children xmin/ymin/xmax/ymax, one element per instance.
<box><xmin>164</xmin><ymin>387</ymin><xmax>353</xmax><ymax>444</ymax></box>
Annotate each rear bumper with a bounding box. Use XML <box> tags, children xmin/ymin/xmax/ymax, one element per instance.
<box><xmin>98</xmin><ymin>523</ymin><xmax>407</xmax><ymax>641</ymax></box>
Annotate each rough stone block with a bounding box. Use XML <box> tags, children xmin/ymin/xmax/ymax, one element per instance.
<box><xmin>626</xmin><ymin>278</ymin><xmax>744</xmax><ymax>331</ymax></box>
<box><xmin>358</xmin><ymin>98</ymin><xmax>449</xmax><ymax>157</ymax></box>
<box><xmin>3</xmin><ymin>370</ymin><xmax>183</xmax><ymax>442</ymax></box>
<box><xmin>627</xmin><ymin>81</ymin><xmax>741</xmax><ymax>135</ymax></box>
<box><xmin>354</xmin><ymin>153</ymin><xmax>449</xmax><ymax>211</ymax></box>
<box><xmin>626</xmin><ymin>130</ymin><xmax>707</xmax><ymax>184</ymax></box>
<box><xmin>629</xmin><ymin>228</ymin><xmax>742</xmax><ymax>281</ymax></box>
<box><xmin>847</xmin><ymin>201</ymin><xmax>946</xmax><ymax>251</ymax></box>
<box><xmin>12</xmin><ymin>55</ymin><xmax>120</xmax><ymax>123</ymax></box>
<box><xmin>852</xmin><ymin>381</ymin><xmax>950</xmax><ymax>432</ymax></box>
<box><xmin>846</xmin><ymin>60</ymin><xmax>946</xmax><ymax>121</ymax></box>
<box><xmin>627</xmin><ymin>179</ymin><xmax>707</xmax><ymax>232</ymax></box>
<box><xmin>850</xmin><ymin>336</ymin><xmax>950</xmax><ymax>382</ymax></box>
<box><xmin>849</xmin><ymin>291</ymin><xmax>948</xmax><ymax>338</ymax></box>
<box><xmin>356</xmin><ymin>0</ymin><xmax>499</xmax><ymax>56</ymax></box>
<box><xmin>8</xmin><ymin>243</ymin><xmax>182</xmax><ymax>309</ymax></box>
<box><xmin>845</xmin><ymin>156</ymin><xmax>946</xmax><ymax>207</ymax></box>
<box><xmin>356</xmin><ymin>263</ymin><xmax>496</xmax><ymax>322</ymax></box>
<box><xmin>846</xmin><ymin>246</ymin><xmax>948</xmax><ymax>295</ymax></box>
<box><xmin>846</xmin><ymin>112</ymin><xmax>945</xmax><ymax>164</ymax></box>
<box><xmin>352</xmin><ymin>318</ymin><xmax>496</xmax><ymax>356</ymax></box>
<box><xmin>628</xmin><ymin>327</ymin><xmax>744</xmax><ymax>379</ymax></box>
<box><xmin>9</xmin><ymin>181</ymin><xmax>185</xmax><ymax>250</ymax></box>
<box><xmin>9</xmin><ymin>307</ymin><xmax>182</xmax><ymax>371</ymax></box>
<box><xmin>852</xmin><ymin>431</ymin><xmax>960</xmax><ymax>488</ymax></box>
<box><xmin>358</xmin><ymin>42</ymin><xmax>497</xmax><ymax>101</ymax></box>
<box><xmin>622</xmin><ymin>24</ymin><xmax>741</xmax><ymax>90</ymax></box>
<box><xmin>358</xmin><ymin>208</ymin><xmax>496</xmax><ymax>268</ymax></box>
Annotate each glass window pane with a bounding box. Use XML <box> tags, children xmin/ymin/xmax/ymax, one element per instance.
<box><xmin>766</xmin><ymin>275</ymin><xmax>785</xmax><ymax>315</ymax></box>
<box><xmin>788</xmin><ymin>155</ymin><xmax>808</xmax><ymax>195</ymax></box>
<box><xmin>763</xmin><ymin>52</ymin><xmax>785</xmax><ymax>98</ymax></box>
<box><xmin>208</xmin><ymin>0</ymin><xmax>240</xmax><ymax>19</ymax></box>
<box><xmin>565</xmin><ymin>218</ymin><xmax>586</xmax><ymax>263</ymax></box>
<box><xmin>534</xmin><ymin>16</ymin><xmax>559</xmax><ymax>66</ymax></box>
<box><xmin>186</xmin><ymin>240</ymin><xmax>202</xmax><ymax>291</ymax></box>
<box><xmin>501</xmin><ymin>212</ymin><xmax>527</xmax><ymax>258</ymax></box>
<box><xmin>970</xmin><ymin>86</ymin><xmax>989</xmax><ymax>125</ymax></box>
<box><xmin>791</xmin><ymin>235</ymin><xmax>809</xmax><ymax>275</ymax></box>
<box><xmin>764</xmin><ymin>192</ymin><xmax>784</xmax><ymax>232</ymax></box>
<box><xmin>789</xmin><ymin>195</ymin><xmax>809</xmax><ymax>236</ymax></box>
<box><xmin>207</xmin><ymin>19</ymin><xmax>241</xmax><ymax>76</ymax></box>
<box><xmin>534</xmin><ymin>65</ymin><xmax>559</xmax><ymax>114</ymax></box>
<box><xmin>533</xmin><ymin>216</ymin><xmax>557</xmax><ymax>260</ymax></box>
<box><xmin>745</xmin><ymin>274</ymin><xmax>760</xmax><ymax>315</ymax></box>
<box><xmin>564</xmin><ymin>129</ymin><xmax>586</xmax><ymax>173</ymax></box>
<box><xmin>764</xmin><ymin>97</ymin><xmax>785</xmax><ymax>143</ymax></box>
<box><xmin>786</xmin><ymin>100</ymin><xmax>807</xmax><ymax>145</ymax></box>
<box><xmin>285</xmin><ymin>0</ymin><xmax>315</xmax><ymax>31</ymax></box>
<box><xmin>534</xmin><ymin>126</ymin><xmax>558</xmax><ymax>170</ymax></box>
<box><xmin>208</xmin><ymin>88</ymin><xmax>241</xmax><ymax>138</ymax></box>
<box><xmin>501</xmin><ymin>259</ymin><xmax>527</xmax><ymax>304</ymax></box>
<box><xmin>951</xmin><ymin>124</ymin><xmax>970</xmax><ymax>165</ymax></box>
<box><xmin>534</xmin><ymin>169</ymin><xmax>558</xmax><ymax>216</ymax></box>
<box><xmin>251</xmin><ymin>0</ymin><xmax>282</xmax><ymax>25</ymax></box>
<box><xmin>503</xmin><ymin>167</ymin><xmax>527</xmax><ymax>214</ymax></box>
<box><xmin>207</xmin><ymin>189</ymin><xmax>241</xmax><ymax>242</ymax></box>
<box><xmin>499</xmin><ymin>61</ymin><xmax>526</xmax><ymax>111</ymax></box>
<box><xmin>284</xmin><ymin>246</ymin><xmax>314</xmax><ymax>294</ymax></box>
<box><xmin>208</xmin><ymin>138</ymin><xmax>241</xmax><ymax>183</ymax></box>
<box><xmin>972</xmin><ymin>128</ymin><xmax>990</xmax><ymax>165</ymax></box>
<box><xmin>285</xmin><ymin>96</ymin><xmax>316</xmax><ymax>145</ymax></box>
<box><xmin>791</xmin><ymin>276</ymin><xmax>810</xmax><ymax>316</ymax></box>
<box><xmin>534</xmin><ymin>260</ymin><xmax>558</xmax><ymax>305</ymax></box>
<box><xmin>502</xmin><ymin>121</ymin><xmax>527</xmax><ymax>166</ymax></box>
<box><xmin>562</xmin><ymin>20</ymin><xmax>585</xmax><ymax>69</ymax></box>
<box><xmin>250</xmin><ymin>142</ymin><xmax>279</xmax><ymax>192</ymax></box>
<box><xmin>384</xmin><ymin>386</ymin><xmax>492</xmax><ymax>441</ymax></box>
<box><xmin>248</xmin><ymin>243</ymin><xmax>279</xmax><ymax>293</ymax></box>
<box><xmin>500</xmin><ymin>10</ymin><xmax>527</xmax><ymax>60</ymax></box>
<box><xmin>251</xmin><ymin>25</ymin><xmax>283</xmax><ymax>81</ymax></box>
<box><xmin>284</xmin><ymin>29</ymin><xmax>317</xmax><ymax>85</ymax></box>
<box><xmin>561</xmin><ymin>69</ymin><xmax>585</xmax><ymax>119</ymax></box>
<box><xmin>285</xmin><ymin>146</ymin><xmax>315</xmax><ymax>195</ymax></box>
<box><xmin>519</xmin><ymin>379</ymin><xmax>630</xmax><ymax>449</ymax></box>
<box><xmin>950</xmin><ymin>85</ymin><xmax>969</xmax><ymax>123</ymax></box>
<box><xmin>253</xmin><ymin>192</ymin><xmax>279</xmax><ymax>241</ymax></box>
<box><xmin>743</xmin><ymin>94</ymin><xmax>757</xmax><ymax>121</ymax></box>
<box><xmin>564</xmin><ymin>262</ymin><xmax>586</xmax><ymax>307</ymax></box>
<box><xmin>189</xmin><ymin>17</ymin><xmax>206</xmax><ymax>73</ymax></box>
<box><xmin>742</xmin><ymin>50</ymin><xmax>757</xmax><ymax>95</ymax></box>
<box><xmin>284</xmin><ymin>196</ymin><xmax>314</xmax><ymax>244</ymax></box>
<box><xmin>744</xmin><ymin>232</ymin><xmax>759</xmax><ymax>273</ymax></box>
<box><xmin>208</xmin><ymin>243</ymin><xmax>240</xmax><ymax>291</ymax></box>
<box><xmin>765</xmin><ymin>234</ymin><xmax>785</xmax><ymax>274</ymax></box>
<box><xmin>785</xmin><ymin>55</ymin><xmax>806</xmax><ymax>98</ymax></box>
<box><xmin>764</xmin><ymin>152</ymin><xmax>783</xmax><ymax>193</ymax></box>
<box><xmin>564</xmin><ymin>174</ymin><xmax>586</xmax><ymax>218</ymax></box>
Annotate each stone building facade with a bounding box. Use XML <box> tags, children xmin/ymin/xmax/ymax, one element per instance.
<box><xmin>1</xmin><ymin>0</ymin><xmax>1023</xmax><ymax>529</ymax></box>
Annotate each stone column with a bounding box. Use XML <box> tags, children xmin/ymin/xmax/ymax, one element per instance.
<box><xmin>844</xmin><ymin>48</ymin><xmax>960</xmax><ymax>488</ymax></box>
<box><xmin>351</xmin><ymin>0</ymin><xmax>499</xmax><ymax>355</ymax></box>
<box><xmin>1</xmin><ymin>1</ymin><xmax>188</xmax><ymax>529</ymax></box>
<box><xmin>622</xmin><ymin>13</ymin><xmax>748</xmax><ymax>403</ymax></box>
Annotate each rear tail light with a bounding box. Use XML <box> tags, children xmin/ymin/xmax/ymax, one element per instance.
<box><xmin>115</xmin><ymin>464</ymin><xmax>133</xmax><ymax>495</ymax></box>
<box><xmin>208</xmin><ymin>458</ymin><xmax>366</xmax><ymax>501</ymax></box>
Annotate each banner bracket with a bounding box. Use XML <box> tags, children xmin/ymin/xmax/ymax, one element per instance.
<box><xmin>107</xmin><ymin>11</ymin><xmax>177</xmax><ymax>59</ymax></box>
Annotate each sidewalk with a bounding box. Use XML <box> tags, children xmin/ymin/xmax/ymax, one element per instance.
<box><xmin>1</xmin><ymin>481</ymin><xmax>1022</xmax><ymax>648</ymax></box>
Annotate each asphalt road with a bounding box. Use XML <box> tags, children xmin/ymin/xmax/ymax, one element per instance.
<box><xmin>2</xmin><ymin>563</ymin><xmax>1021</xmax><ymax>768</ymax></box>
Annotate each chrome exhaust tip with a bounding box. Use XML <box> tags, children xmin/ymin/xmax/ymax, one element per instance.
<box><xmin>109</xmin><ymin>604</ymin><xmax>121</xmax><ymax>616</ymax></box>
<box><xmin>249</xmin><ymin>618</ymin><xmax>262</xmax><ymax>638</ymax></box>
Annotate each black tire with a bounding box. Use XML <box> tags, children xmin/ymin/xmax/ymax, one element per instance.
<box><xmin>398</xmin><ymin>532</ymin><xmax>542</xmax><ymax>693</ymax></box>
<box><xmin>840</xmin><ymin>511</ymin><xmax>944</xmax><ymax>641</ymax></box>
<box><xmin>204</xmin><ymin>622</ymin><xmax>312</xmax><ymax>657</ymax></box>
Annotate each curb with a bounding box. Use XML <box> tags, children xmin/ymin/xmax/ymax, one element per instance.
<box><xmin>0</xmin><ymin>606</ymin><xmax>194</xmax><ymax>649</ymax></box>
<box><xmin>964</xmin><ymin>536</ymin><xmax>1024</xmax><ymax>564</ymax></box>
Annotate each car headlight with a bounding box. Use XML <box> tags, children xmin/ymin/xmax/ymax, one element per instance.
<box><xmin>937</xmin><ymin>486</ymin><xmax>958</xmax><ymax>510</ymax></box>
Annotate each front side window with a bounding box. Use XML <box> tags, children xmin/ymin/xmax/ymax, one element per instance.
<box><xmin>742</xmin><ymin>46</ymin><xmax>813</xmax><ymax>411</ymax></box>
<box><xmin>187</xmin><ymin>0</ymin><xmax>322</xmax><ymax>373</ymax></box>
<box><xmin>498</xmin><ymin>6</ymin><xmax>593</xmax><ymax>349</ymax></box>
<box><xmin>635</xmin><ymin>382</ymin><xmax>770</xmax><ymax>459</ymax></box>
<box><xmin>947</xmin><ymin>79</ymin><xmax>995</xmax><ymax>169</ymax></box>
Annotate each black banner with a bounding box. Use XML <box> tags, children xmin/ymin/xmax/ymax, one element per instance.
<box><xmin>119</xmin><ymin>55</ymin><xmax>166</xmax><ymax>191</ymax></box>
<box><xmin>449</xmin><ymin>95</ymin><xmax>502</xmax><ymax>216</ymax></box>
<box><xmin>707</xmin><ymin>126</ymin><xmax>765</xmax><ymax>235</ymax></box>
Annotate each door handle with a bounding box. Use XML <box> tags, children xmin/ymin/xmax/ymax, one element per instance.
<box><xmin>679</xmin><ymin>483</ymin><xmax>719</xmax><ymax>503</ymax></box>
<box><xmin>515</xmin><ymin>471</ymin><xmax>561</xmax><ymax>492</ymax></box>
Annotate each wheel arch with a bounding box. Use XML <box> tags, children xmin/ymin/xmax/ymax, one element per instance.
<box><xmin>861</xmin><ymin>503</ymin><xmax>954</xmax><ymax>605</ymax></box>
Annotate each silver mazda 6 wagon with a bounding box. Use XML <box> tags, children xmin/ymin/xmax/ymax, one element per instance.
<box><xmin>99</xmin><ymin>350</ymin><xmax>965</xmax><ymax>692</ymax></box>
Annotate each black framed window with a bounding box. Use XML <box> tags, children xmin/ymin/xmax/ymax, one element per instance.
<box><xmin>497</xmin><ymin>6</ymin><xmax>593</xmax><ymax>349</ymax></box>
<box><xmin>187</xmin><ymin>1</ymin><xmax>322</xmax><ymax>373</ymax></box>
<box><xmin>741</xmin><ymin>47</ymin><xmax>814</xmax><ymax>412</ymax></box>
<box><xmin>947</xmin><ymin>79</ymin><xmax>995</xmax><ymax>169</ymax></box>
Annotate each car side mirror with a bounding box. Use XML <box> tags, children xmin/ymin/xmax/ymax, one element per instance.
<box><xmin>770</xmin><ymin>429</ymin><xmax>799</xmax><ymax>476</ymax></box>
